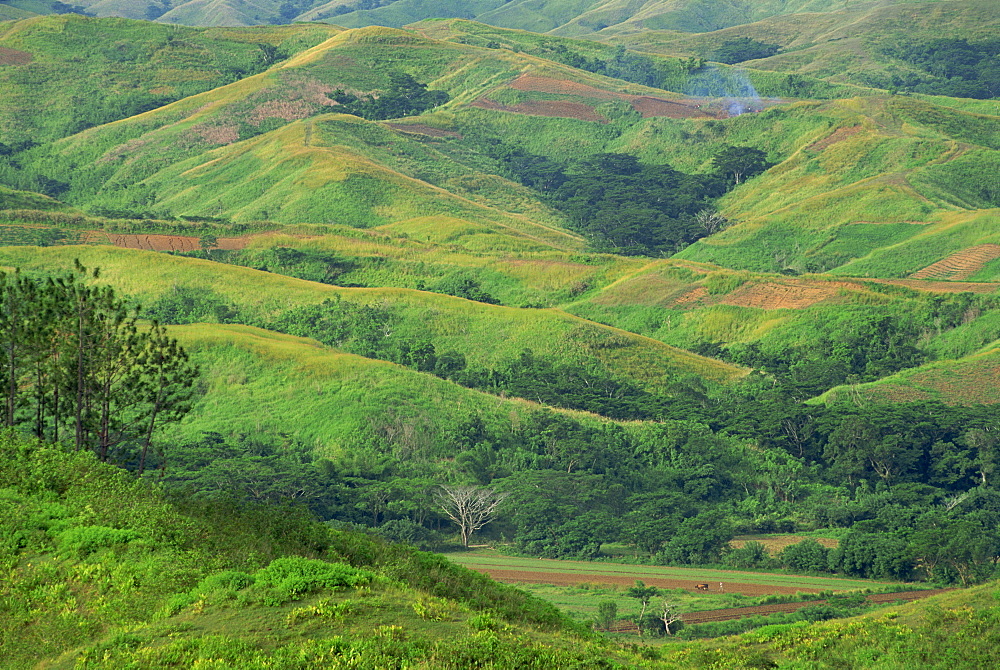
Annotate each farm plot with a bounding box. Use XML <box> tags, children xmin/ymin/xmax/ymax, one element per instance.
<box><xmin>444</xmin><ymin>550</ymin><xmax>892</xmax><ymax>595</ymax></box>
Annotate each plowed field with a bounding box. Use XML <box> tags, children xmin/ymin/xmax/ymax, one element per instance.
<box><xmin>480</xmin><ymin>74</ymin><xmax>718</xmax><ymax>121</ymax></box>
<box><xmin>910</xmin><ymin>244</ymin><xmax>1000</xmax><ymax>280</ymax></box>
<box><xmin>82</xmin><ymin>231</ymin><xmax>254</xmax><ymax>252</ymax></box>
<box><xmin>470</xmin><ymin>97</ymin><xmax>607</xmax><ymax>122</ymax></box>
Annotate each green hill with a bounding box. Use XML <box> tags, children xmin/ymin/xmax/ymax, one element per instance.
<box><xmin>0</xmin><ymin>14</ymin><xmax>342</xmax><ymax>147</ymax></box>
<box><xmin>0</xmin><ymin>245</ymin><xmax>746</xmax><ymax>387</ymax></box>
<box><xmin>0</xmin><ymin>430</ymin><xmax>617</xmax><ymax>669</ymax></box>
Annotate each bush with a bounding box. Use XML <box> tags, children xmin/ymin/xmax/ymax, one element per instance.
<box><xmin>56</xmin><ymin>525</ymin><xmax>140</xmax><ymax>557</ymax></box>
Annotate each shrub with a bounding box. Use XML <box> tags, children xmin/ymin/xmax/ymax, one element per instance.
<box><xmin>56</xmin><ymin>525</ymin><xmax>140</xmax><ymax>557</ymax></box>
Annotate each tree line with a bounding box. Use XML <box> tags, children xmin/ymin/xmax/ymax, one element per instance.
<box><xmin>0</xmin><ymin>264</ymin><xmax>198</xmax><ymax>470</ymax></box>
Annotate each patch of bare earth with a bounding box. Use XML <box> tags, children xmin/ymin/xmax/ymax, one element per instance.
<box><xmin>721</xmin><ymin>279</ymin><xmax>853</xmax><ymax>310</ymax></box>
<box><xmin>384</xmin><ymin>123</ymin><xmax>462</xmax><ymax>138</ymax></box>
<box><xmin>0</xmin><ymin>47</ymin><xmax>32</xmax><ymax>66</ymax></box>
<box><xmin>472</xmin><ymin>568</ymin><xmax>815</xmax><ymax>596</ymax></box>
<box><xmin>471</xmin><ymin>97</ymin><xmax>606</xmax><ymax>122</ymax></box>
<box><xmin>910</xmin><ymin>244</ymin><xmax>1000</xmax><ymax>280</ymax></box>
<box><xmin>482</xmin><ymin>74</ymin><xmax>716</xmax><ymax>121</ymax></box>
<box><xmin>808</xmin><ymin>125</ymin><xmax>862</xmax><ymax>151</ymax></box>
<box><xmin>81</xmin><ymin>232</ymin><xmax>253</xmax><ymax>252</ymax></box>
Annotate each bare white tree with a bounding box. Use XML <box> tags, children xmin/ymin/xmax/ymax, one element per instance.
<box><xmin>658</xmin><ymin>599</ymin><xmax>682</xmax><ymax>636</ymax></box>
<box><xmin>436</xmin><ymin>485</ymin><xmax>509</xmax><ymax>547</ymax></box>
<box><xmin>695</xmin><ymin>209</ymin><xmax>729</xmax><ymax>235</ymax></box>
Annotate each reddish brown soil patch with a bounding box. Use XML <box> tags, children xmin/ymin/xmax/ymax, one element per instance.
<box><xmin>492</xmin><ymin>74</ymin><xmax>716</xmax><ymax>121</ymax></box>
<box><xmin>630</xmin><ymin>96</ymin><xmax>711</xmax><ymax>119</ymax></box>
<box><xmin>384</xmin><ymin>123</ymin><xmax>462</xmax><ymax>138</ymax></box>
<box><xmin>509</xmin><ymin>74</ymin><xmax>619</xmax><ymax>100</ymax></box>
<box><xmin>0</xmin><ymin>47</ymin><xmax>32</xmax><ymax>66</ymax></box>
<box><xmin>910</xmin><ymin>244</ymin><xmax>1000</xmax><ymax>280</ymax></box>
<box><xmin>82</xmin><ymin>231</ymin><xmax>252</xmax><ymax>252</ymax></box>
<box><xmin>809</xmin><ymin>125</ymin><xmax>862</xmax><ymax>151</ymax></box>
<box><xmin>471</xmin><ymin>97</ymin><xmax>606</xmax><ymax>122</ymax></box>
<box><xmin>472</xmin><ymin>568</ymin><xmax>820</xmax><ymax>596</ymax></box>
<box><xmin>672</xmin><ymin>286</ymin><xmax>709</xmax><ymax>305</ymax></box>
<box><xmin>722</xmin><ymin>279</ymin><xmax>853</xmax><ymax>310</ymax></box>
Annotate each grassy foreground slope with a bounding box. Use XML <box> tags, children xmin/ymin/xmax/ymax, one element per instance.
<box><xmin>0</xmin><ymin>431</ymin><xmax>621</xmax><ymax>669</ymax></box>
<box><xmin>5</xmin><ymin>429</ymin><xmax>1000</xmax><ymax>668</ymax></box>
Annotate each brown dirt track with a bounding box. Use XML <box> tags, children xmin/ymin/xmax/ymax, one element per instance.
<box><xmin>473</xmin><ymin>568</ymin><xmax>822</xmax><ymax>596</ymax></box>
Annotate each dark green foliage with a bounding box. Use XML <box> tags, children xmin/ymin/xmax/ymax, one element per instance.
<box><xmin>712</xmin><ymin>38</ymin><xmax>781</xmax><ymax>64</ymax></box>
<box><xmin>332</xmin><ymin>72</ymin><xmax>450</xmax><ymax>120</ymax></box>
<box><xmin>874</xmin><ymin>38</ymin><xmax>1000</xmax><ymax>98</ymax></box>
<box><xmin>427</xmin><ymin>273</ymin><xmax>500</xmax><ymax>304</ymax></box>
<box><xmin>144</xmin><ymin>286</ymin><xmax>241</xmax><ymax>324</ymax></box>
<box><xmin>778</xmin><ymin>538</ymin><xmax>830</xmax><ymax>572</ymax></box>
<box><xmin>0</xmin><ymin>266</ymin><xmax>198</xmax><ymax>464</ymax></box>
<box><xmin>711</xmin><ymin>145</ymin><xmax>771</xmax><ymax>184</ymax></box>
<box><xmin>182</xmin><ymin>247</ymin><xmax>357</xmax><ymax>287</ymax></box>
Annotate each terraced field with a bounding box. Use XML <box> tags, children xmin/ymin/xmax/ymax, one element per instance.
<box><xmin>910</xmin><ymin>244</ymin><xmax>1000</xmax><ymax>280</ymax></box>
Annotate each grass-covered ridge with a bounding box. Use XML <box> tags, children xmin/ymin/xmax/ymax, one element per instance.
<box><xmin>0</xmin><ymin>15</ymin><xmax>342</xmax><ymax>146</ymax></box>
<box><xmin>0</xmin><ymin>245</ymin><xmax>746</xmax><ymax>386</ymax></box>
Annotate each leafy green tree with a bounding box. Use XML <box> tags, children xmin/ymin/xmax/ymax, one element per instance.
<box><xmin>595</xmin><ymin>601</ymin><xmax>618</xmax><ymax>630</ymax></box>
<box><xmin>779</xmin><ymin>538</ymin><xmax>830</xmax><ymax>572</ymax></box>
<box><xmin>712</xmin><ymin>145</ymin><xmax>770</xmax><ymax>184</ymax></box>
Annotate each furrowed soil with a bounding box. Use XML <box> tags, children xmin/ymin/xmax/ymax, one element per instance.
<box><xmin>81</xmin><ymin>231</ymin><xmax>257</xmax><ymax>251</ymax></box>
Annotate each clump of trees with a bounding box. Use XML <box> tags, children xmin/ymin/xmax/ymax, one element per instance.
<box><xmin>712</xmin><ymin>38</ymin><xmax>781</xmax><ymax>64</ymax></box>
<box><xmin>479</xmin><ymin>147</ymin><xmax>769</xmax><ymax>255</ymax></box>
<box><xmin>332</xmin><ymin>72</ymin><xmax>450</xmax><ymax>120</ymax></box>
<box><xmin>0</xmin><ymin>263</ymin><xmax>198</xmax><ymax>469</ymax></box>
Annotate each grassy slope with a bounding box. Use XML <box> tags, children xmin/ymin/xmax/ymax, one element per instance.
<box><xmin>0</xmin><ymin>245</ymin><xmax>746</xmax><ymax>386</ymax></box>
<box><xmin>12</xmin><ymin>23</ymin><xmax>596</xmax><ymax>249</ymax></box>
<box><xmin>812</xmin><ymin>343</ymin><xmax>1000</xmax><ymax>406</ymax></box>
<box><xmin>0</xmin><ymin>15</ymin><xmax>342</xmax><ymax>145</ymax></box>
<box><xmin>671</xmin><ymin>96</ymin><xmax>1000</xmax><ymax>275</ymax></box>
<box><xmin>605</xmin><ymin>0</ymin><xmax>998</xmax><ymax>82</ymax></box>
<box><xmin>563</xmin><ymin>258</ymin><xmax>1000</xmax><ymax>357</ymax></box>
<box><xmin>168</xmin><ymin>322</ymin><xmax>625</xmax><ymax>458</ymax></box>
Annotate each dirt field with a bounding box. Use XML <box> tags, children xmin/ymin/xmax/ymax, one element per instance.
<box><xmin>0</xmin><ymin>47</ymin><xmax>32</xmax><ymax>66</ymax></box>
<box><xmin>471</xmin><ymin>567</ymin><xmax>834</xmax><ymax>596</ymax></box>
<box><xmin>82</xmin><ymin>231</ymin><xmax>254</xmax><ymax>252</ymax></box>
<box><xmin>471</xmin><ymin>97</ymin><xmax>607</xmax><ymax>123</ymax></box>
<box><xmin>910</xmin><ymin>244</ymin><xmax>1000</xmax><ymax>280</ymax></box>
<box><xmin>721</xmin><ymin>279</ymin><xmax>854</xmax><ymax>310</ymax></box>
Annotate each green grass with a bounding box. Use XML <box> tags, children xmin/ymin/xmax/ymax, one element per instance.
<box><xmin>444</xmin><ymin>549</ymin><xmax>895</xmax><ymax>592</ymax></box>
<box><xmin>0</xmin><ymin>15</ymin><xmax>341</xmax><ymax>146</ymax></box>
